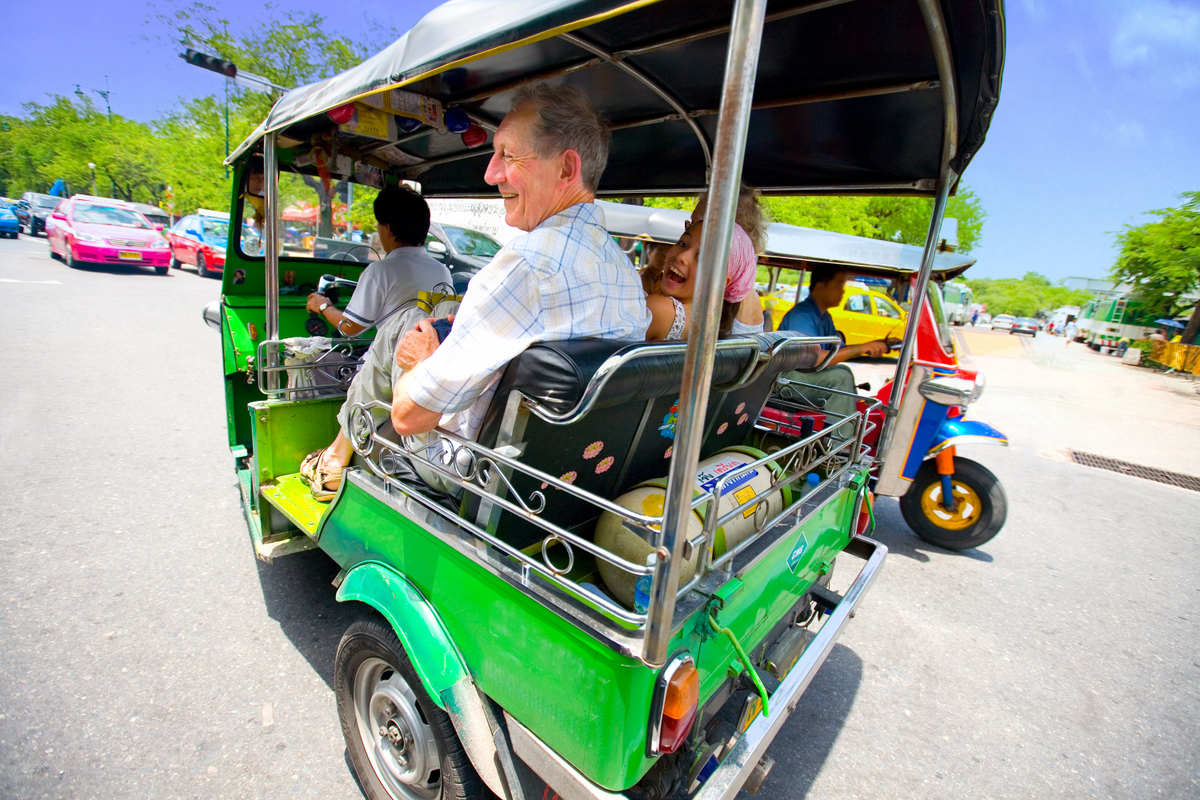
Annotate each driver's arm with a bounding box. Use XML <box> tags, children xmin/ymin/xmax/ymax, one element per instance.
<box><xmin>827</xmin><ymin>339</ymin><xmax>892</xmax><ymax>364</ymax></box>
<box><xmin>306</xmin><ymin>293</ymin><xmax>366</xmax><ymax>336</ymax></box>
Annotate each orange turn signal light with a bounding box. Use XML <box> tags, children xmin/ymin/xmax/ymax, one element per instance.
<box><xmin>663</xmin><ymin>662</ymin><xmax>699</xmax><ymax>720</ymax></box>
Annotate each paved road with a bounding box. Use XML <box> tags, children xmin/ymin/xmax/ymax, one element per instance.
<box><xmin>2</xmin><ymin>234</ymin><xmax>1198</xmax><ymax>799</ymax></box>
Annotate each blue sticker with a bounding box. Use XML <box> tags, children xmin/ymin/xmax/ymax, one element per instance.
<box><xmin>787</xmin><ymin>534</ymin><xmax>809</xmax><ymax>574</ymax></box>
<box><xmin>658</xmin><ymin>399</ymin><xmax>680</xmax><ymax>440</ymax></box>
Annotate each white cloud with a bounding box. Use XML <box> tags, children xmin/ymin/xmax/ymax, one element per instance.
<box><xmin>1110</xmin><ymin>0</ymin><xmax>1200</xmax><ymax>86</ymax></box>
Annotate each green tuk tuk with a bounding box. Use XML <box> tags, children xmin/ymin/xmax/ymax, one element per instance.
<box><xmin>206</xmin><ymin>1</ymin><xmax>1004</xmax><ymax>798</ymax></box>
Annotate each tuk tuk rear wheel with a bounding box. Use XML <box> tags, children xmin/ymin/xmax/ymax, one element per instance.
<box><xmin>335</xmin><ymin>617</ymin><xmax>486</xmax><ymax>800</ymax></box>
<box><xmin>899</xmin><ymin>457</ymin><xmax>1006</xmax><ymax>550</ymax></box>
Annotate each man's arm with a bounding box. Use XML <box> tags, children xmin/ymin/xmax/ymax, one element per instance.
<box><xmin>826</xmin><ymin>339</ymin><xmax>891</xmax><ymax>365</ymax></box>
<box><xmin>306</xmin><ymin>292</ymin><xmax>367</xmax><ymax>335</ymax></box>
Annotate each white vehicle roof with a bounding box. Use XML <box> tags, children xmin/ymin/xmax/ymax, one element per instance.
<box><xmin>197</xmin><ymin>208</ymin><xmax>231</xmax><ymax>220</ymax></box>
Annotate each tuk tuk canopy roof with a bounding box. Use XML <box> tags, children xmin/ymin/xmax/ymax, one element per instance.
<box><xmin>597</xmin><ymin>200</ymin><xmax>976</xmax><ymax>280</ymax></box>
<box><xmin>230</xmin><ymin>0</ymin><xmax>1004</xmax><ymax>198</ymax></box>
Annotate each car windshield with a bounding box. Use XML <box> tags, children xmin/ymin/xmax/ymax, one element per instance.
<box><xmin>443</xmin><ymin>225</ymin><xmax>502</xmax><ymax>258</ymax></box>
<box><xmin>202</xmin><ymin>219</ymin><xmax>230</xmax><ymax>240</ymax></box>
<box><xmin>74</xmin><ymin>205</ymin><xmax>151</xmax><ymax>228</ymax></box>
<box><xmin>32</xmin><ymin>196</ymin><xmax>60</xmax><ymax>208</ymax></box>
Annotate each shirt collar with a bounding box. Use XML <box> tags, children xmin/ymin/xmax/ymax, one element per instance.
<box><xmin>533</xmin><ymin>202</ymin><xmax>600</xmax><ymax>232</ymax></box>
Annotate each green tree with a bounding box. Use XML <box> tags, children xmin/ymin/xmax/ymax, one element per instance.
<box><xmin>965</xmin><ymin>272</ymin><xmax>1092</xmax><ymax>318</ymax></box>
<box><xmin>866</xmin><ymin>185</ymin><xmax>986</xmax><ymax>253</ymax></box>
<box><xmin>1111</xmin><ymin>191</ymin><xmax>1200</xmax><ymax>344</ymax></box>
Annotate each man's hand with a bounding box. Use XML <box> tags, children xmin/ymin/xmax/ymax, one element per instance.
<box><xmin>306</xmin><ymin>293</ymin><xmax>331</xmax><ymax>314</ymax></box>
<box><xmin>395</xmin><ymin>318</ymin><xmax>442</xmax><ymax>372</ymax></box>
<box><xmin>857</xmin><ymin>340</ymin><xmax>889</xmax><ymax>358</ymax></box>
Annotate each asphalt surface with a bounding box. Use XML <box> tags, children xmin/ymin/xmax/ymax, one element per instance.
<box><xmin>2</xmin><ymin>233</ymin><xmax>1198</xmax><ymax>799</ymax></box>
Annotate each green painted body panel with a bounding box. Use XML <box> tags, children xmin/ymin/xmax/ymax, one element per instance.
<box><xmin>319</xmin><ymin>479</ymin><xmax>658</xmax><ymax>791</ymax></box>
<box><xmin>249</xmin><ymin>397</ymin><xmax>344</xmax><ymax>485</ymax></box>
<box><xmin>336</xmin><ymin>563</ymin><xmax>468</xmax><ymax>707</ymax></box>
<box><xmin>318</xmin><ymin>471</ymin><xmax>865</xmax><ymax>791</ymax></box>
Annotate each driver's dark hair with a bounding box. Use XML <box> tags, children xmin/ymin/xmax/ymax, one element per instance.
<box><xmin>808</xmin><ymin>264</ymin><xmax>846</xmax><ymax>288</ymax></box>
<box><xmin>374</xmin><ymin>186</ymin><xmax>430</xmax><ymax>247</ymax></box>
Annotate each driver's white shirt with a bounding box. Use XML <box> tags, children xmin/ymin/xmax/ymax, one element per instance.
<box><xmin>342</xmin><ymin>245</ymin><xmax>452</xmax><ymax>329</ymax></box>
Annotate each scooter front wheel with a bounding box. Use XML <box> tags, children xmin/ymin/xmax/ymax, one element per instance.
<box><xmin>900</xmin><ymin>457</ymin><xmax>1007</xmax><ymax>550</ymax></box>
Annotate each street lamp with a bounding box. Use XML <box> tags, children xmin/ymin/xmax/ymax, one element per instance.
<box><xmin>87</xmin><ymin>163</ymin><xmax>96</xmax><ymax>195</ymax></box>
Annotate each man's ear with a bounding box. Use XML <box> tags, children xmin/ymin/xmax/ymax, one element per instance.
<box><xmin>559</xmin><ymin>149</ymin><xmax>583</xmax><ymax>184</ymax></box>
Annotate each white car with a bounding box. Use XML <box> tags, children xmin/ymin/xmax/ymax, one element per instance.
<box><xmin>990</xmin><ymin>314</ymin><xmax>1015</xmax><ymax>331</ymax></box>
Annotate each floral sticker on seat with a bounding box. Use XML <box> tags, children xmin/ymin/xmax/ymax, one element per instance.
<box><xmin>583</xmin><ymin>441</ymin><xmax>604</xmax><ymax>459</ymax></box>
<box><xmin>664</xmin><ymin>446</ymin><xmax>673</xmax><ymax>459</ymax></box>
<box><xmin>560</xmin><ymin>471</ymin><xmax>577</xmax><ymax>485</ymax></box>
<box><xmin>736</xmin><ymin>402</ymin><xmax>746</xmax><ymax>414</ymax></box>
<box><xmin>595</xmin><ymin>456</ymin><xmax>615</xmax><ymax>474</ymax></box>
<box><xmin>717</xmin><ymin>422</ymin><xmax>729</xmax><ymax>435</ymax></box>
<box><xmin>659</xmin><ymin>399</ymin><xmax>680</xmax><ymax>440</ymax></box>
<box><xmin>738</xmin><ymin>413</ymin><xmax>749</xmax><ymax>426</ymax></box>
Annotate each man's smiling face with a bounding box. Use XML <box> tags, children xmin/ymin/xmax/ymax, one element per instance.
<box><xmin>483</xmin><ymin>102</ymin><xmax>566</xmax><ymax>231</ymax></box>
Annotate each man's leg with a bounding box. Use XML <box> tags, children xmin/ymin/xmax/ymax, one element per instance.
<box><xmin>779</xmin><ymin>364</ymin><xmax>860</xmax><ymax>427</ymax></box>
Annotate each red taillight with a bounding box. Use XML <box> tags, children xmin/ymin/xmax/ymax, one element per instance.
<box><xmin>649</xmin><ymin>656</ymin><xmax>699</xmax><ymax>755</ymax></box>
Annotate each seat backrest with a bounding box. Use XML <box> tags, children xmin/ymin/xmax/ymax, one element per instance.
<box><xmin>470</xmin><ymin>333</ymin><xmax>825</xmax><ymax>551</ymax></box>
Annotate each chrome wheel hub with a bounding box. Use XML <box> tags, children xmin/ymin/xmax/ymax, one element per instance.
<box><xmin>353</xmin><ymin>657</ymin><xmax>441</xmax><ymax>800</ymax></box>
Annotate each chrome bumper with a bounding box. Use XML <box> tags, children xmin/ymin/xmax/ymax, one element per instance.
<box><xmin>506</xmin><ymin>535</ymin><xmax>888</xmax><ymax>800</ymax></box>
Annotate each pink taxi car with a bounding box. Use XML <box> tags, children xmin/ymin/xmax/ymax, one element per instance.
<box><xmin>46</xmin><ymin>196</ymin><xmax>172</xmax><ymax>274</ymax></box>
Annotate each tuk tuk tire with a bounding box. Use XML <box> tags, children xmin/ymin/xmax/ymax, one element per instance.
<box><xmin>899</xmin><ymin>457</ymin><xmax>1006</xmax><ymax>550</ymax></box>
<box><xmin>196</xmin><ymin>253</ymin><xmax>209</xmax><ymax>278</ymax></box>
<box><xmin>335</xmin><ymin>616</ymin><xmax>487</xmax><ymax>800</ymax></box>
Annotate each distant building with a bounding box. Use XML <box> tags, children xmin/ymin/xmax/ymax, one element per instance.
<box><xmin>1063</xmin><ymin>277</ymin><xmax>1132</xmax><ymax>300</ymax></box>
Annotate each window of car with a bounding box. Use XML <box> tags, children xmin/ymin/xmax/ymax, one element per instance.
<box><xmin>845</xmin><ymin>294</ymin><xmax>871</xmax><ymax>314</ymax></box>
<box><xmin>73</xmin><ymin>204</ymin><xmax>152</xmax><ymax>228</ymax></box>
<box><xmin>874</xmin><ymin>296</ymin><xmax>902</xmax><ymax>318</ymax></box>
<box><xmin>201</xmin><ymin>218</ymin><xmax>230</xmax><ymax>241</ymax></box>
<box><xmin>441</xmin><ymin>225</ymin><xmax>502</xmax><ymax>258</ymax></box>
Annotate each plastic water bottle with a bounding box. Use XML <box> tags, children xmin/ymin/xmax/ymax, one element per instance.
<box><xmin>634</xmin><ymin>552</ymin><xmax>657</xmax><ymax>614</ymax></box>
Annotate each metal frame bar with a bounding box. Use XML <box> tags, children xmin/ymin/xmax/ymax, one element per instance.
<box><xmin>644</xmin><ymin>0</ymin><xmax>770</xmax><ymax>668</ymax></box>
<box><xmin>559</xmin><ymin>32</ymin><xmax>713</xmax><ymax>171</ymax></box>
<box><xmin>876</xmin><ymin>0</ymin><xmax>960</xmax><ymax>460</ymax></box>
<box><xmin>263</xmin><ymin>132</ymin><xmax>281</xmax><ymax>391</ymax></box>
<box><xmin>344</xmin><ymin>392</ymin><xmax>871</xmax><ymax>657</ymax></box>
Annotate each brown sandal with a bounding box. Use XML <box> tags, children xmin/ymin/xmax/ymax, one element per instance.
<box><xmin>301</xmin><ymin>448</ymin><xmax>344</xmax><ymax>502</ymax></box>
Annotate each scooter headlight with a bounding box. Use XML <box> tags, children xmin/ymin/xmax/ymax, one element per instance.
<box><xmin>970</xmin><ymin>372</ymin><xmax>986</xmax><ymax>403</ymax></box>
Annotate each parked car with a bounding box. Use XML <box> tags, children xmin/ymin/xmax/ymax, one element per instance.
<box><xmin>0</xmin><ymin>198</ymin><xmax>19</xmax><ymax>239</ymax></box>
<box><xmin>424</xmin><ymin>221</ymin><xmax>503</xmax><ymax>291</ymax></box>
<box><xmin>46</xmin><ymin>195</ymin><xmax>171</xmax><ymax>273</ymax></box>
<box><xmin>168</xmin><ymin>209</ymin><xmax>229</xmax><ymax>278</ymax></box>
<box><xmin>990</xmin><ymin>313</ymin><xmax>1015</xmax><ymax>331</ymax></box>
<box><xmin>1009</xmin><ymin>317</ymin><xmax>1039</xmax><ymax>336</ymax></box>
<box><xmin>130</xmin><ymin>202</ymin><xmax>171</xmax><ymax>230</ymax></box>
<box><xmin>15</xmin><ymin>192</ymin><xmax>62</xmax><ymax>236</ymax></box>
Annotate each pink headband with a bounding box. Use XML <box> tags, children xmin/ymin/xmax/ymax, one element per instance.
<box><xmin>724</xmin><ymin>223</ymin><xmax>756</xmax><ymax>303</ymax></box>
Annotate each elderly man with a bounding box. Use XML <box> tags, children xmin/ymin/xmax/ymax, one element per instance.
<box><xmin>304</xmin><ymin>82</ymin><xmax>651</xmax><ymax>500</ymax></box>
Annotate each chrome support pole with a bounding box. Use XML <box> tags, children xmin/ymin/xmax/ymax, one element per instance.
<box><xmin>643</xmin><ymin>0</ymin><xmax>768</xmax><ymax>668</ymax></box>
<box><xmin>263</xmin><ymin>132</ymin><xmax>281</xmax><ymax>392</ymax></box>
<box><xmin>877</xmin><ymin>0</ymin><xmax>959</xmax><ymax>456</ymax></box>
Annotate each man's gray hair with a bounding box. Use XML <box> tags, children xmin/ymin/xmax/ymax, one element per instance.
<box><xmin>511</xmin><ymin>82</ymin><xmax>611</xmax><ymax>193</ymax></box>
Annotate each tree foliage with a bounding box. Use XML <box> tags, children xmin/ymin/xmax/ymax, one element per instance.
<box><xmin>964</xmin><ymin>272</ymin><xmax>1092</xmax><ymax>319</ymax></box>
<box><xmin>1111</xmin><ymin>191</ymin><xmax>1200</xmax><ymax>344</ymax></box>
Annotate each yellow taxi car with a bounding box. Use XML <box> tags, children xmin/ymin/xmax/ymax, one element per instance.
<box><xmin>762</xmin><ymin>281</ymin><xmax>907</xmax><ymax>356</ymax></box>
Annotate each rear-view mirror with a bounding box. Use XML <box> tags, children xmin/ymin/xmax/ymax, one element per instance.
<box><xmin>51</xmin><ymin>212</ymin><xmax>67</xmax><ymax>220</ymax></box>
<box><xmin>426</xmin><ymin>240</ymin><xmax>448</xmax><ymax>256</ymax></box>
<box><xmin>155</xmin><ymin>224</ymin><xmax>165</xmax><ymax>231</ymax></box>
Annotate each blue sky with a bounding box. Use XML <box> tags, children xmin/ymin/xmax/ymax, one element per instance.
<box><xmin>3</xmin><ymin>0</ymin><xmax>1198</xmax><ymax>282</ymax></box>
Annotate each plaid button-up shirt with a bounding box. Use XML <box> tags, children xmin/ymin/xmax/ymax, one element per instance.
<box><xmin>406</xmin><ymin>202</ymin><xmax>651</xmax><ymax>441</ymax></box>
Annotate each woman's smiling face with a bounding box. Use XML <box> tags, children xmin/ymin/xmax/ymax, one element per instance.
<box><xmin>661</xmin><ymin>220</ymin><xmax>704</xmax><ymax>300</ymax></box>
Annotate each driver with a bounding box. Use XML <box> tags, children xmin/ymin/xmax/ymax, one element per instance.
<box><xmin>305</xmin><ymin>186</ymin><xmax>450</xmax><ymax>336</ymax></box>
<box><xmin>301</xmin><ymin>82</ymin><xmax>651</xmax><ymax>500</ymax></box>
<box><xmin>777</xmin><ymin>265</ymin><xmax>896</xmax><ymax>419</ymax></box>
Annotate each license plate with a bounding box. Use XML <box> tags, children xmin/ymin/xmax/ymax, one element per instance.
<box><xmin>118</xmin><ymin>251</ymin><xmax>142</xmax><ymax>260</ymax></box>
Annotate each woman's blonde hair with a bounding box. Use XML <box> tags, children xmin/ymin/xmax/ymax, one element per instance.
<box><xmin>695</xmin><ymin>183</ymin><xmax>770</xmax><ymax>254</ymax></box>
